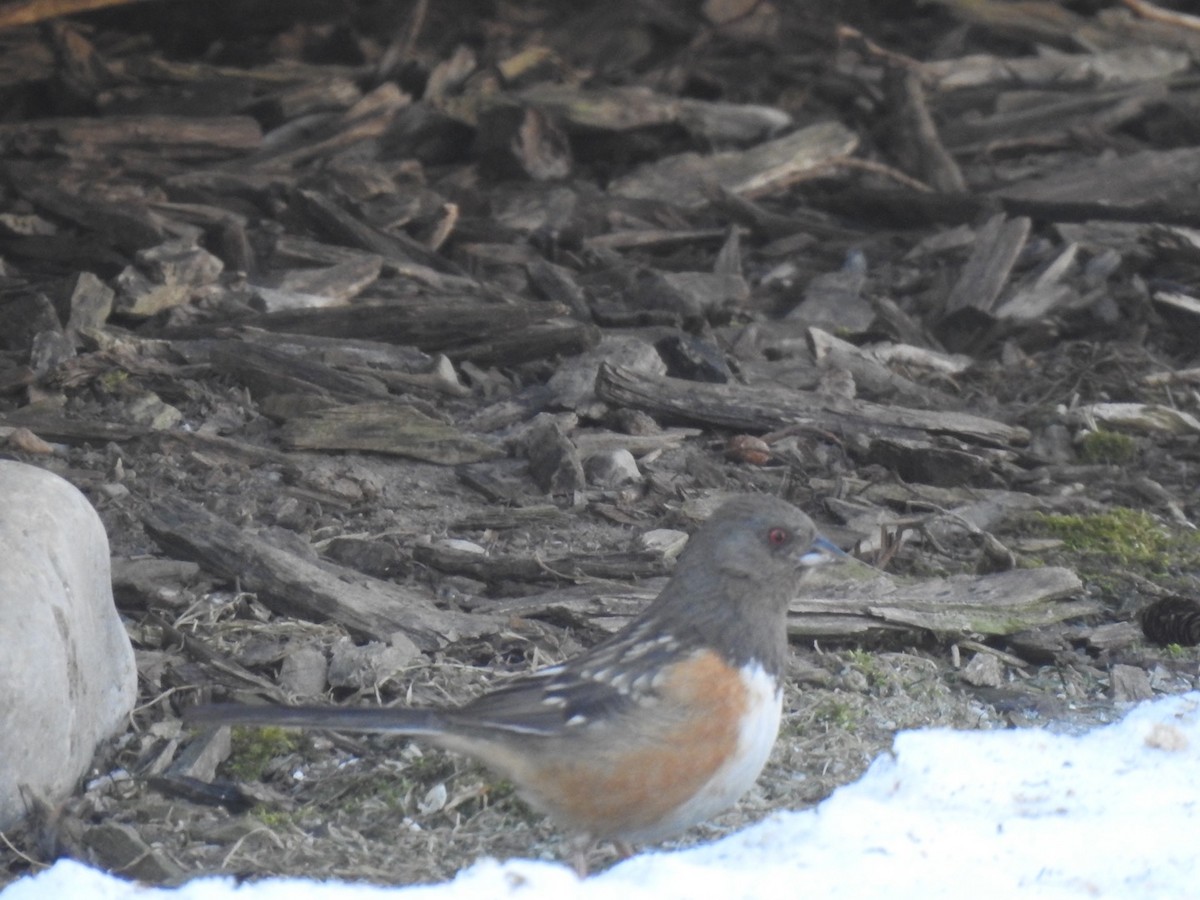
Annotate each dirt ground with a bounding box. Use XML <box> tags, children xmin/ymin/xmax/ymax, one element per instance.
<box><xmin>2</xmin><ymin>0</ymin><xmax>1200</xmax><ymax>887</ymax></box>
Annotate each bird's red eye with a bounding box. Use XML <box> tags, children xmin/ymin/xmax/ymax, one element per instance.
<box><xmin>768</xmin><ymin>527</ymin><xmax>789</xmax><ymax>545</ymax></box>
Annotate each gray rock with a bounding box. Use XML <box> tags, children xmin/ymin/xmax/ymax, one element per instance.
<box><xmin>278</xmin><ymin>644</ymin><xmax>328</xmax><ymax>698</ymax></box>
<box><xmin>584</xmin><ymin>448</ymin><xmax>642</xmax><ymax>487</ymax></box>
<box><xmin>0</xmin><ymin>461</ymin><xmax>136</xmax><ymax>829</ymax></box>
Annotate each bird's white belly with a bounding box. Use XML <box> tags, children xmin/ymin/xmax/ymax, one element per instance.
<box><xmin>632</xmin><ymin>662</ymin><xmax>783</xmax><ymax>842</ymax></box>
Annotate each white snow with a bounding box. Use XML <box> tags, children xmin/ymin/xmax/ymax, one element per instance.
<box><xmin>5</xmin><ymin>691</ymin><xmax>1198</xmax><ymax>900</ymax></box>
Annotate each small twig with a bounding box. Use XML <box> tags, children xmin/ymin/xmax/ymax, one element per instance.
<box><xmin>835</xmin><ymin>24</ymin><xmax>925</xmax><ymax>72</ymax></box>
<box><xmin>0</xmin><ymin>831</ymin><xmax>45</xmax><ymax>869</ymax></box>
<box><xmin>0</xmin><ymin>0</ymin><xmax>159</xmax><ymax>29</ymax></box>
<box><xmin>832</xmin><ymin>157</ymin><xmax>936</xmax><ymax>193</ymax></box>
<box><xmin>131</xmin><ymin>685</ymin><xmax>180</xmax><ymax>718</ymax></box>
<box><xmin>220</xmin><ymin>826</ymin><xmax>286</xmax><ymax>869</ymax></box>
<box><xmin>955</xmin><ymin>638</ymin><xmax>1031</xmax><ymax>671</ymax></box>
<box><xmin>1121</xmin><ymin>0</ymin><xmax>1200</xmax><ymax>31</ymax></box>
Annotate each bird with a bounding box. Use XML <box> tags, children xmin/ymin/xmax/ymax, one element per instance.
<box><xmin>184</xmin><ymin>494</ymin><xmax>841</xmax><ymax>867</ymax></box>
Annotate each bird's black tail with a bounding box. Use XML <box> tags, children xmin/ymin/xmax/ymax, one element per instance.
<box><xmin>183</xmin><ymin>702</ymin><xmax>445</xmax><ymax>735</ymax></box>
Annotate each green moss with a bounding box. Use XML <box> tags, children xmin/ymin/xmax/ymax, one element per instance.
<box><xmin>1078</xmin><ymin>430</ymin><xmax>1137</xmax><ymax>464</ymax></box>
<box><xmin>226</xmin><ymin>726</ymin><xmax>299</xmax><ymax>781</ymax></box>
<box><xmin>846</xmin><ymin>649</ymin><xmax>884</xmax><ymax>687</ymax></box>
<box><xmin>252</xmin><ymin>807</ymin><xmax>296</xmax><ymax>828</ymax></box>
<box><xmin>812</xmin><ymin>698</ymin><xmax>860</xmax><ymax>730</ymax></box>
<box><xmin>1032</xmin><ymin>508</ymin><xmax>1188</xmax><ymax>571</ymax></box>
<box><xmin>99</xmin><ymin>370</ymin><xmax>129</xmax><ymax>391</ymax></box>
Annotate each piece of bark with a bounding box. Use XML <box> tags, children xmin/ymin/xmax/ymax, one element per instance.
<box><xmin>249</xmin><ymin>75</ymin><xmax>363</xmax><ymax>125</ymax></box>
<box><xmin>524</xmin><ymin>415</ymin><xmax>585</xmax><ymax>498</ymax></box>
<box><xmin>955</xmin><ymin>84</ymin><xmax>1167</xmax><ymax>155</ymax></box>
<box><xmin>609</xmin><ymin>120</ymin><xmax>858</xmax><ymax>208</ymax></box>
<box><xmin>517</xmin><ymin>84</ymin><xmax>790</xmax><ymax>144</ymax></box>
<box><xmin>1153</xmin><ymin>289</ymin><xmax>1200</xmax><ymax>323</ymax></box>
<box><xmin>83</xmin><ymin>822</ymin><xmax>184</xmax><ymax>883</ymax></box>
<box><xmin>476</xmin><ymin>102</ymin><xmax>572</xmax><ymax>181</ymax></box>
<box><xmin>864</xmin><ymin>436</ymin><xmax>1009</xmax><ymax>489</ymax></box>
<box><xmin>451</xmin><ymin>505</ymin><xmax>567</xmax><ymax>530</ymax></box>
<box><xmin>789</xmin><ymin>565</ymin><xmax>1089</xmax><ymax>638</ymax></box>
<box><xmin>787</xmin><ymin>257</ymin><xmax>873</xmax><ymax>333</ymax></box>
<box><xmin>808</xmin><ymin>328</ymin><xmax>946</xmax><ymax>405</ymax></box>
<box><xmin>47</xmin><ymin>20</ymin><xmax>113</xmax><ymax>103</ymax></box>
<box><xmin>0</xmin><ymin>292</ymin><xmax>59</xmax><ymax>351</ymax></box>
<box><xmin>280</xmin><ymin>400</ymin><xmax>502</xmax><ymax>464</ymax></box>
<box><xmin>959</xmin><ymin>652</ymin><xmax>1004</xmax><ymax>687</ymax></box>
<box><xmin>160</xmin><ymin>298</ymin><xmax>555</xmax><ymax>354</ymax></box>
<box><xmin>1065</xmin><ymin>402</ymin><xmax>1200</xmax><ymax>436</ymax></box>
<box><xmin>114</xmin><ymin>240</ymin><xmax>225</xmax><ymax>317</ymax></box>
<box><xmin>62</xmin><ymin>272</ymin><xmax>112</xmax><ymax>337</ymax></box>
<box><xmin>248</xmin><ymin>254</ymin><xmax>384</xmax><ymax>313</ymax></box>
<box><xmin>525</xmin><ymin>259</ymin><xmax>593</xmax><ymax>321</ymax></box>
<box><xmin>823</xmin><ymin>186</ymin><xmax>1200</xmax><ymax>231</ymax></box>
<box><xmin>250</xmin><ymin>83</ymin><xmax>409</xmax><ymax>170</ymax></box>
<box><xmin>208</xmin><ymin>341</ymin><xmax>389</xmax><ymax>403</ymax></box>
<box><xmin>993</xmin><ymin>243</ymin><xmax>1080</xmax><ymax>320</ymax></box>
<box><xmin>412</xmin><ymin>543</ymin><xmax>669</xmax><ymax>589</ymax></box>
<box><xmin>595</xmin><ymin>362</ymin><xmax>1030</xmax><ymax>447</ymax></box>
<box><xmin>273</xmin><ymin>256</ymin><xmax>383</xmax><ymax>303</ymax></box>
<box><xmin>922</xmin><ymin>0</ymin><xmax>1105</xmax><ymax>50</ymax></box>
<box><xmin>289</xmin><ymin>188</ymin><xmax>462</xmax><ymax>276</ymax></box>
<box><xmin>582</xmin><ymin>228</ymin><xmax>728</xmax><ymax>252</ymax></box>
<box><xmin>140</xmin><ymin>495</ymin><xmax>495</xmax><ymax>648</ymax></box>
<box><xmin>0</xmin><ymin>408</ymin><xmax>145</xmax><ymax>443</ymax></box>
<box><xmin>924</xmin><ymin>46</ymin><xmax>1191</xmax><ymax>91</ymax></box>
<box><xmin>0</xmin><ymin>114</ymin><xmax>261</xmax><ymax>159</ymax></box>
<box><xmin>943</xmin><ymin>213</ymin><xmax>1031</xmax><ymax>317</ymax></box>
<box><xmin>219</xmin><ymin>328</ymin><xmax>435</xmax><ymax>375</ymax></box>
<box><xmin>0</xmin><ymin>0</ymin><xmax>161</xmax><ymax>29</ymax></box>
<box><xmin>271</xmin><ymin>235</ymin><xmax>386</xmax><ymax>271</ymax></box>
<box><xmin>9</xmin><ymin>171</ymin><xmax>166</xmax><ymax>252</ymax></box>
<box><xmin>446</xmin><ymin>318</ymin><xmax>600</xmax><ymax>368</ymax></box>
<box><xmin>885</xmin><ymin>66</ymin><xmax>965</xmax><ymax>193</ymax></box>
<box><xmin>998</xmin><ymin>146</ymin><xmax>1200</xmax><ymax>207</ymax></box>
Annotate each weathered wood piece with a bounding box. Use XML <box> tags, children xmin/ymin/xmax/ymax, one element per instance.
<box><xmin>412</xmin><ymin>543</ymin><xmax>670</xmax><ymax>588</ymax></box>
<box><xmin>279</xmin><ymin>400</ymin><xmax>502</xmax><ymax>464</ymax></box>
<box><xmin>0</xmin><ymin>408</ymin><xmax>146</xmax><ymax>442</ymax></box>
<box><xmin>594</xmin><ymin>362</ymin><xmax>1030</xmax><ymax>446</ymax></box>
<box><xmin>208</xmin><ymin>341</ymin><xmax>389</xmax><ymax>403</ymax></box>
<box><xmin>0</xmin><ymin>114</ymin><xmax>262</xmax><ymax>158</ymax></box>
<box><xmin>943</xmin><ymin>213</ymin><xmax>1031</xmax><ymax>316</ymax></box>
<box><xmin>941</xmin><ymin>83</ymin><xmax>1168</xmax><ymax>154</ymax></box>
<box><xmin>609</xmin><ymin>120</ymin><xmax>859</xmax><ymax>208</ymax></box>
<box><xmin>885</xmin><ymin>67</ymin><xmax>965</xmax><ymax>192</ymax></box>
<box><xmin>290</xmin><ymin>189</ymin><xmax>462</xmax><ymax>276</ymax></box>
<box><xmin>450</xmin><ymin>318</ymin><xmax>600</xmax><ymax>367</ymax></box>
<box><xmin>517</xmin><ymin>84</ymin><xmax>791</xmax><ymax>144</ymax></box>
<box><xmin>140</xmin><ymin>494</ymin><xmax>497</xmax><ymax>648</ymax></box>
<box><xmin>256</xmin><ymin>255</ymin><xmax>383</xmax><ymax>308</ymax></box>
<box><xmin>159</xmin><ymin>299</ymin><xmax>558</xmax><ymax>359</ymax></box>
<box><xmin>247</xmin><ymin>83</ymin><xmax>409</xmax><ymax>170</ymax></box>
<box><xmin>0</xmin><ymin>0</ymin><xmax>159</xmax><ymax>28</ymax></box>
<box><xmin>998</xmin><ymin>146</ymin><xmax>1200</xmax><ymax>206</ymax></box>
<box><xmin>1066</xmin><ymin>402</ymin><xmax>1200</xmax><ymax>436</ymax></box>
<box><xmin>790</xmin><ymin>566</ymin><xmax>1089</xmax><ymax>638</ymax></box>
<box><xmin>923</xmin><ymin>47</ymin><xmax>1191</xmax><ymax>91</ymax></box>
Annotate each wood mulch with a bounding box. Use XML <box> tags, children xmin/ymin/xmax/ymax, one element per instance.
<box><xmin>2</xmin><ymin>0</ymin><xmax>1200</xmax><ymax>886</ymax></box>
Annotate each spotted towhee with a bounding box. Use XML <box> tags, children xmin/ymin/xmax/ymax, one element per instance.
<box><xmin>185</xmin><ymin>494</ymin><xmax>841</xmax><ymax>866</ymax></box>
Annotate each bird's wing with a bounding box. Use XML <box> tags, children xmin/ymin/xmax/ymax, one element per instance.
<box><xmin>450</xmin><ymin>622</ymin><xmax>686</xmax><ymax>736</ymax></box>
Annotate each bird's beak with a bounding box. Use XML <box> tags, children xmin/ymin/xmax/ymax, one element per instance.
<box><xmin>798</xmin><ymin>535</ymin><xmax>847</xmax><ymax>567</ymax></box>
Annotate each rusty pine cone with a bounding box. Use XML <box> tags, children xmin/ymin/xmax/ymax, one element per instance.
<box><xmin>1139</xmin><ymin>596</ymin><xmax>1200</xmax><ymax>647</ymax></box>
